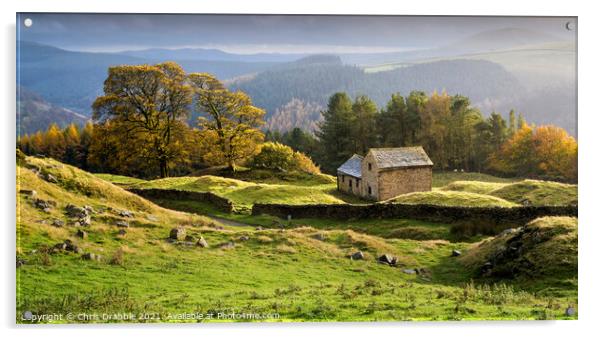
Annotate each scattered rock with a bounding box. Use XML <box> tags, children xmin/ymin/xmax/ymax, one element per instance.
<box><xmin>499</xmin><ymin>228</ymin><xmax>520</xmax><ymax>237</ymax></box>
<box><xmin>196</xmin><ymin>236</ymin><xmax>209</xmax><ymax>248</ymax></box>
<box><xmin>53</xmin><ymin>242</ymin><xmax>67</xmax><ymax>251</ymax></box>
<box><xmin>51</xmin><ymin>219</ymin><xmax>65</xmax><ymax>227</ymax></box>
<box><xmin>33</xmin><ymin>198</ymin><xmax>54</xmax><ymax>211</ymax></box>
<box><xmin>117</xmin><ymin>229</ymin><xmax>127</xmax><ymax>236</ymax></box>
<box><xmin>218</xmin><ymin>241</ymin><xmax>235</xmax><ymax>249</ymax></box>
<box><xmin>214</xmin><ymin>225</ymin><xmax>224</xmax><ymax>231</ymax></box>
<box><xmin>82</xmin><ymin>252</ymin><xmax>101</xmax><ymax>261</ymax></box>
<box><xmin>118</xmin><ymin>210</ymin><xmax>134</xmax><ymax>218</ymax></box>
<box><xmin>403</xmin><ymin>269</ymin><xmax>416</xmax><ymax>274</ymax></box>
<box><xmin>146</xmin><ymin>214</ymin><xmax>158</xmax><ymax>222</ymax></box>
<box><xmin>77</xmin><ymin>229</ymin><xmax>88</xmax><ymax>239</ymax></box>
<box><xmin>565</xmin><ymin>306</ymin><xmax>576</xmax><ymax>316</ymax></box>
<box><xmin>77</xmin><ymin>215</ymin><xmax>92</xmax><ymax>227</ymax></box>
<box><xmin>45</xmin><ymin>173</ymin><xmax>59</xmax><ymax>183</ymax></box>
<box><xmin>480</xmin><ymin>261</ymin><xmax>494</xmax><ymax>275</ymax></box>
<box><xmin>65</xmin><ymin>204</ymin><xmax>88</xmax><ymax>218</ymax></box>
<box><xmin>377</xmin><ymin>254</ymin><xmax>398</xmax><ymax>266</ymax></box>
<box><xmin>115</xmin><ymin>220</ymin><xmax>129</xmax><ymax>228</ymax></box>
<box><xmin>83</xmin><ymin>205</ymin><xmax>95</xmax><ymax>214</ymax></box>
<box><xmin>239</xmin><ymin>235</ymin><xmax>250</xmax><ymax>242</ymax></box>
<box><xmin>451</xmin><ymin>250</ymin><xmax>462</xmax><ymax>257</ymax></box>
<box><xmin>311</xmin><ymin>233</ymin><xmax>326</xmax><ymax>241</ymax></box>
<box><xmin>415</xmin><ymin>267</ymin><xmax>432</xmax><ymax>278</ymax></box>
<box><xmin>17</xmin><ymin>258</ymin><xmax>26</xmax><ymax>268</ymax></box>
<box><xmin>349</xmin><ymin>251</ymin><xmax>365</xmax><ymax>260</ymax></box>
<box><xmin>169</xmin><ymin>227</ymin><xmax>186</xmax><ymax>241</ymax></box>
<box><xmin>255</xmin><ymin>226</ymin><xmax>264</xmax><ymax>231</ymax></box>
<box><xmin>19</xmin><ymin>189</ymin><xmax>37</xmax><ymax>198</ymax></box>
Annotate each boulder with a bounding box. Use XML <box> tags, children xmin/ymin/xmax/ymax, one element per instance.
<box><xmin>451</xmin><ymin>250</ymin><xmax>462</xmax><ymax>257</ymax></box>
<box><xmin>403</xmin><ymin>269</ymin><xmax>416</xmax><ymax>274</ymax></box>
<box><xmin>117</xmin><ymin>229</ymin><xmax>127</xmax><ymax>236</ymax></box>
<box><xmin>146</xmin><ymin>214</ymin><xmax>158</xmax><ymax>222</ymax></box>
<box><xmin>169</xmin><ymin>227</ymin><xmax>186</xmax><ymax>241</ymax></box>
<box><xmin>77</xmin><ymin>229</ymin><xmax>88</xmax><ymax>239</ymax></box>
<box><xmin>115</xmin><ymin>220</ymin><xmax>129</xmax><ymax>228</ymax></box>
<box><xmin>196</xmin><ymin>236</ymin><xmax>209</xmax><ymax>248</ymax></box>
<box><xmin>565</xmin><ymin>306</ymin><xmax>576</xmax><ymax>316</ymax></box>
<box><xmin>17</xmin><ymin>257</ymin><xmax>26</xmax><ymax>268</ymax></box>
<box><xmin>119</xmin><ymin>210</ymin><xmax>134</xmax><ymax>218</ymax></box>
<box><xmin>78</xmin><ymin>215</ymin><xmax>92</xmax><ymax>227</ymax></box>
<box><xmin>255</xmin><ymin>226</ymin><xmax>264</xmax><ymax>231</ymax></box>
<box><xmin>218</xmin><ymin>241</ymin><xmax>235</xmax><ymax>249</ymax></box>
<box><xmin>19</xmin><ymin>189</ymin><xmax>37</xmax><ymax>198</ymax></box>
<box><xmin>378</xmin><ymin>254</ymin><xmax>398</xmax><ymax>266</ymax></box>
<box><xmin>51</xmin><ymin>219</ymin><xmax>65</xmax><ymax>227</ymax></box>
<box><xmin>350</xmin><ymin>251</ymin><xmax>365</xmax><ymax>260</ymax></box>
<box><xmin>311</xmin><ymin>233</ymin><xmax>326</xmax><ymax>241</ymax></box>
<box><xmin>45</xmin><ymin>173</ymin><xmax>59</xmax><ymax>183</ymax></box>
<box><xmin>65</xmin><ymin>204</ymin><xmax>88</xmax><ymax>218</ymax></box>
<box><xmin>239</xmin><ymin>235</ymin><xmax>250</xmax><ymax>242</ymax></box>
<box><xmin>82</xmin><ymin>252</ymin><xmax>100</xmax><ymax>261</ymax></box>
<box><xmin>33</xmin><ymin>198</ymin><xmax>53</xmax><ymax>211</ymax></box>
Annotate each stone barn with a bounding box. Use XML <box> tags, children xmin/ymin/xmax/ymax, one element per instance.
<box><xmin>337</xmin><ymin>147</ymin><xmax>433</xmax><ymax>201</ymax></box>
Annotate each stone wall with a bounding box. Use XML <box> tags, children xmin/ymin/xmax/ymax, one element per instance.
<box><xmin>337</xmin><ymin>174</ymin><xmax>363</xmax><ymax>197</ymax></box>
<box><xmin>252</xmin><ymin>203</ymin><xmax>577</xmax><ymax>227</ymax></box>
<box><xmin>361</xmin><ymin>152</ymin><xmax>379</xmax><ymax>200</ymax></box>
<box><xmin>378</xmin><ymin>166</ymin><xmax>432</xmax><ymax>201</ymax></box>
<box><xmin>128</xmin><ymin>188</ymin><xmax>233</xmax><ymax>213</ymax></box>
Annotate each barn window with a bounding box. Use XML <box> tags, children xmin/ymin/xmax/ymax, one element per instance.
<box><xmin>342</xmin><ymin>175</ymin><xmax>345</xmax><ymax>182</ymax></box>
<box><xmin>348</xmin><ymin>179</ymin><xmax>352</xmax><ymax>188</ymax></box>
<box><xmin>368</xmin><ymin>163</ymin><xmax>372</xmax><ymax>171</ymax></box>
<box><xmin>356</xmin><ymin>179</ymin><xmax>359</xmax><ymax>188</ymax></box>
<box><xmin>368</xmin><ymin>186</ymin><xmax>372</xmax><ymax>195</ymax></box>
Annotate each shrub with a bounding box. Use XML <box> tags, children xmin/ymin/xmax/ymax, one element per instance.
<box><xmin>251</xmin><ymin>142</ymin><xmax>320</xmax><ymax>174</ymax></box>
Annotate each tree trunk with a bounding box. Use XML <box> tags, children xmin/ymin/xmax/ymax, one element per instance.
<box><xmin>159</xmin><ymin>160</ymin><xmax>168</xmax><ymax>178</ymax></box>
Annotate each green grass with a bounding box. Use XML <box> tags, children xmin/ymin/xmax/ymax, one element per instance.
<box><xmin>131</xmin><ymin>175</ymin><xmax>348</xmax><ymax>211</ymax></box>
<box><xmin>16</xmin><ymin>158</ymin><xmax>578</xmax><ymax>322</ymax></box>
<box><xmin>461</xmin><ymin>216</ymin><xmax>577</xmax><ymax>294</ymax></box>
<box><xmin>95</xmin><ymin>173</ymin><xmax>147</xmax><ymax>187</ymax></box>
<box><xmin>490</xmin><ymin>180</ymin><xmax>577</xmax><ymax>206</ymax></box>
<box><xmin>438</xmin><ymin>179</ymin><xmax>577</xmax><ymax>207</ymax></box>
<box><xmin>386</xmin><ymin>190</ymin><xmax>518</xmax><ymax>208</ymax></box>
<box><xmin>432</xmin><ymin>172</ymin><xmax>519</xmax><ymax>188</ymax></box>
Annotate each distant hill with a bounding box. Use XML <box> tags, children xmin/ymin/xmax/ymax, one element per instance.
<box><xmin>119</xmin><ymin>47</ymin><xmax>306</xmax><ymax>63</ymax></box>
<box><xmin>232</xmin><ymin>56</ymin><xmax>524</xmax><ymax>124</ymax></box>
<box><xmin>17</xmin><ymin>86</ymin><xmax>88</xmax><ymax>136</ymax></box>
<box><xmin>17</xmin><ymin>41</ymin><xmax>279</xmax><ymax>117</ymax></box>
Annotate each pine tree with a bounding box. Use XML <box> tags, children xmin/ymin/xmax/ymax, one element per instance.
<box><xmin>315</xmin><ymin>92</ymin><xmax>354</xmax><ymax>173</ymax></box>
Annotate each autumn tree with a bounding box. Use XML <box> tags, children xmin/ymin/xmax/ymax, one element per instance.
<box><xmin>189</xmin><ymin>73</ymin><xmax>265</xmax><ymax>171</ymax></box>
<box><xmin>92</xmin><ymin>62</ymin><xmax>192</xmax><ymax>177</ymax></box>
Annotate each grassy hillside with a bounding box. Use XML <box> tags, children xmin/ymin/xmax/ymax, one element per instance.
<box><xmin>16</xmin><ymin>156</ymin><xmax>578</xmax><ymax>322</ymax></box>
<box><xmin>490</xmin><ymin>180</ymin><xmax>577</xmax><ymax>206</ymax></box>
<box><xmin>386</xmin><ymin>190</ymin><xmax>517</xmax><ymax>208</ymax></box>
<box><xmin>460</xmin><ymin>217</ymin><xmax>577</xmax><ymax>291</ymax></box>
<box><xmin>131</xmin><ymin>175</ymin><xmax>347</xmax><ymax>211</ymax></box>
<box><xmin>432</xmin><ymin>172</ymin><xmax>518</xmax><ymax>188</ymax></box>
<box><xmin>94</xmin><ymin>173</ymin><xmax>146</xmax><ymax>187</ymax></box>
<box><xmin>439</xmin><ymin>179</ymin><xmax>577</xmax><ymax>206</ymax></box>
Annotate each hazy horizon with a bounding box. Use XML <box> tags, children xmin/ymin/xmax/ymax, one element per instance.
<box><xmin>17</xmin><ymin>14</ymin><xmax>575</xmax><ymax>54</ymax></box>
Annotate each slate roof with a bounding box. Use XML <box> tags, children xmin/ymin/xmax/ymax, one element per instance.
<box><xmin>337</xmin><ymin>154</ymin><xmax>363</xmax><ymax>178</ymax></box>
<box><xmin>369</xmin><ymin>147</ymin><xmax>433</xmax><ymax>170</ymax></box>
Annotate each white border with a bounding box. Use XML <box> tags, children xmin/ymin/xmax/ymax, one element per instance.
<box><xmin>2</xmin><ymin>1</ymin><xmax>600</xmax><ymax>336</ymax></box>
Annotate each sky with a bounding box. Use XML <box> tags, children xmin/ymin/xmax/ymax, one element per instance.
<box><xmin>16</xmin><ymin>13</ymin><xmax>576</xmax><ymax>54</ymax></box>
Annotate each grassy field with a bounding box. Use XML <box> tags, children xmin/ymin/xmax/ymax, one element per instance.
<box><xmin>131</xmin><ymin>175</ymin><xmax>353</xmax><ymax>212</ymax></box>
<box><xmin>95</xmin><ymin>173</ymin><xmax>147</xmax><ymax>187</ymax></box>
<box><xmin>386</xmin><ymin>190</ymin><xmax>517</xmax><ymax>208</ymax></box>
<box><xmin>16</xmin><ymin>157</ymin><xmax>578</xmax><ymax>323</ymax></box>
<box><xmin>440</xmin><ymin>179</ymin><xmax>577</xmax><ymax>206</ymax></box>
